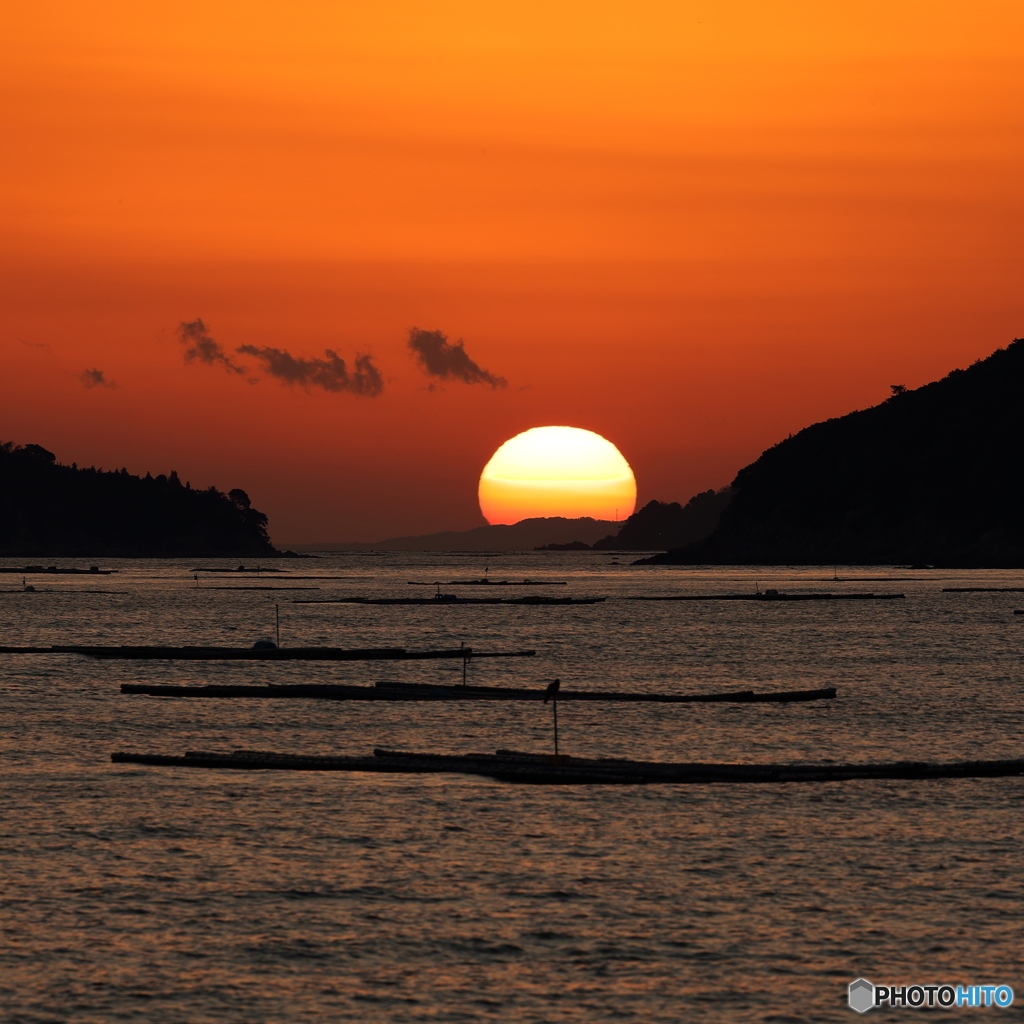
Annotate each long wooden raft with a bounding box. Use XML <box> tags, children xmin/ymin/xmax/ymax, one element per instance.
<box><xmin>628</xmin><ymin>592</ymin><xmax>905</xmax><ymax>602</ymax></box>
<box><xmin>942</xmin><ymin>588</ymin><xmax>1024</xmax><ymax>593</ymax></box>
<box><xmin>294</xmin><ymin>596</ymin><xmax>605</xmax><ymax>605</ymax></box>
<box><xmin>0</xmin><ymin>645</ymin><xmax>535</xmax><ymax>661</ymax></box>
<box><xmin>407</xmin><ymin>579</ymin><xmax>567</xmax><ymax>586</ymax></box>
<box><xmin>119</xmin><ymin>681</ymin><xmax>836</xmax><ymax>703</ymax></box>
<box><xmin>110</xmin><ymin>747</ymin><xmax>1024</xmax><ymax>785</ymax></box>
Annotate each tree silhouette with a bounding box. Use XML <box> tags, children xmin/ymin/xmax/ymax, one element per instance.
<box><xmin>0</xmin><ymin>442</ymin><xmax>278</xmax><ymax>557</ymax></box>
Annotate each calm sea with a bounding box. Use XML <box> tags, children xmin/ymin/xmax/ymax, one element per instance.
<box><xmin>2</xmin><ymin>553</ymin><xmax>1023</xmax><ymax>1022</ymax></box>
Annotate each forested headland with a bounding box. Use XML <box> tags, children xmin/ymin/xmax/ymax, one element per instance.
<box><xmin>0</xmin><ymin>442</ymin><xmax>279</xmax><ymax>557</ymax></box>
<box><xmin>640</xmin><ymin>339</ymin><xmax>1024</xmax><ymax>567</ymax></box>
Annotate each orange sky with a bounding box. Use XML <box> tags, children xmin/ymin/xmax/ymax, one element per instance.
<box><xmin>3</xmin><ymin>0</ymin><xmax>1022</xmax><ymax>542</ymax></box>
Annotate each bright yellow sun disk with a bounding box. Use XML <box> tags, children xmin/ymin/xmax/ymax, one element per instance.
<box><xmin>478</xmin><ymin>426</ymin><xmax>637</xmax><ymax>525</ymax></box>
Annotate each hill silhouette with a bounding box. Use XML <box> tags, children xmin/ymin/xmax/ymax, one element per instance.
<box><xmin>0</xmin><ymin>442</ymin><xmax>278</xmax><ymax>557</ymax></box>
<box><xmin>639</xmin><ymin>339</ymin><xmax>1024</xmax><ymax>567</ymax></box>
<box><xmin>308</xmin><ymin>517</ymin><xmax>618</xmax><ymax>552</ymax></box>
<box><xmin>539</xmin><ymin>490</ymin><xmax>732</xmax><ymax>550</ymax></box>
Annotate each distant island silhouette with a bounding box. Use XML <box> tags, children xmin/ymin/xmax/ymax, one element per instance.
<box><xmin>538</xmin><ymin>490</ymin><xmax>732</xmax><ymax>550</ymax></box>
<box><xmin>307</xmin><ymin>517</ymin><xmax>620</xmax><ymax>552</ymax></box>
<box><xmin>0</xmin><ymin>442</ymin><xmax>280</xmax><ymax>557</ymax></box>
<box><xmin>638</xmin><ymin>338</ymin><xmax>1024</xmax><ymax>567</ymax></box>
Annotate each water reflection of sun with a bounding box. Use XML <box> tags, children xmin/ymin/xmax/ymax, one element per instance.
<box><xmin>478</xmin><ymin>426</ymin><xmax>637</xmax><ymax>525</ymax></box>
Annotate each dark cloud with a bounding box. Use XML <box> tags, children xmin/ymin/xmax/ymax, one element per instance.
<box><xmin>177</xmin><ymin>318</ymin><xmax>381</xmax><ymax>396</ymax></box>
<box><xmin>177</xmin><ymin>319</ymin><xmax>247</xmax><ymax>375</ymax></box>
<box><xmin>407</xmin><ymin>327</ymin><xmax>507</xmax><ymax>388</ymax></box>
<box><xmin>235</xmin><ymin>346</ymin><xmax>384</xmax><ymax>396</ymax></box>
<box><xmin>79</xmin><ymin>368</ymin><xmax>116</xmax><ymax>389</ymax></box>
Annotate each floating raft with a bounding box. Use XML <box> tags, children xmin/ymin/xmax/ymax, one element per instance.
<box><xmin>407</xmin><ymin>579</ymin><xmax>567</xmax><ymax>586</ymax></box>
<box><xmin>196</xmin><ymin>586</ymin><xmax>320</xmax><ymax>591</ymax></box>
<box><xmin>0</xmin><ymin>566</ymin><xmax>116</xmax><ymax>574</ymax></box>
<box><xmin>120</xmin><ymin>682</ymin><xmax>836</xmax><ymax>703</ymax></box>
<box><xmin>943</xmin><ymin>588</ymin><xmax>1024</xmax><ymax>593</ymax></box>
<box><xmin>4</xmin><ymin>589</ymin><xmax>128</xmax><ymax>595</ymax></box>
<box><xmin>0</xmin><ymin>645</ymin><xmax>535</xmax><ymax>661</ymax></box>
<box><xmin>295</xmin><ymin>595</ymin><xmax>605</xmax><ymax>605</ymax></box>
<box><xmin>815</xmin><ymin>577</ymin><xmax>926</xmax><ymax>582</ymax></box>
<box><xmin>628</xmin><ymin>591</ymin><xmax>905</xmax><ymax>602</ymax></box>
<box><xmin>190</xmin><ymin>566</ymin><xmax>288</xmax><ymax>572</ymax></box>
<box><xmin>192</xmin><ymin>576</ymin><xmax>358</xmax><ymax>581</ymax></box>
<box><xmin>110</xmin><ymin>746</ymin><xmax>1024</xmax><ymax>785</ymax></box>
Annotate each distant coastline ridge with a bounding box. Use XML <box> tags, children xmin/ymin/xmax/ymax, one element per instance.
<box><xmin>0</xmin><ymin>442</ymin><xmax>281</xmax><ymax>558</ymax></box>
<box><xmin>296</xmin><ymin>517</ymin><xmax>619</xmax><ymax>553</ymax></box>
<box><xmin>295</xmin><ymin>488</ymin><xmax>735</xmax><ymax>553</ymax></box>
<box><xmin>639</xmin><ymin>338</ymin><xmax>1024</xmax><ymax>568</ymax></box>
<box><xmin>537</xmin><ymin>490</ymin><xmax>732</xmax><ymax>551</ymax></box>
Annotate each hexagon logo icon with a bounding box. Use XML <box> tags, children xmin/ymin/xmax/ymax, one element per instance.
<box><xmin>849</xmin><ymin>978</ymin><xmax>874</xmax><ymax>1013</ymax></box>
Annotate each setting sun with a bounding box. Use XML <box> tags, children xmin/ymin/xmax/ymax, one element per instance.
<box><xmin>478</xmin><ymin>426</ymin><xmax>636</xmax><ymax>525</ymax></box>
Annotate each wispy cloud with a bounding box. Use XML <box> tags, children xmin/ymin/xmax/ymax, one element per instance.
<box><xmin>236</xmin><ymin>346</ymin><xmax>384</xmax><ymax>396</ymax></box>
<box><xmin>407</xmin><ymin>327</ymin><xmax>507</xmax><ymax>388</ymax></box>
<box><xmin>79</xmin><ymin>368</ymin><xmax>116</xmax><ymax>389</ymax></box>
<box><xmin>177</xmin><ymin>319</ymin><xmax>247</xmax><ymax>375</ymax></box>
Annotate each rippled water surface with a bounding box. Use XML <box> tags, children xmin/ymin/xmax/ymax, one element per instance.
<box><xmin>3</xmin><ymin>553</ymin><xmax>1024</xmax><ymax>1022</ymax></box>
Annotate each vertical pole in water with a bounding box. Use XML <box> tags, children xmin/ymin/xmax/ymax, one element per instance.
<box><xmin>544</xmin><ymin>679</ymin><xmax>561</xmax><ymax>756</ymax></box>
<box><xmin>194</xmin><ymin>574</ymin><xmax>199</xmax><ymax>589</ymax></box>
<box><xmin>461</xmin><ymin>641</ymin><xmax>467</xmax><ymax>686</ymax></box>
<box><xmin>275</xmin><ymin>604</ymin><xmax>280</xmax><ymax>648</ymax></box>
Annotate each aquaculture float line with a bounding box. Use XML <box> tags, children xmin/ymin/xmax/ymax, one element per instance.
<box><xmin>0</xmin><ymin>645</ymin><xmax>535</xmax><ymax>661</ymax></box>
<box><xmin>110</xmin><ymin>747</ymin><xmax>1024</xmax><ymax>786</ymax></box>
<box><xmin>405</xmin><ymin>579</ymin><xmax>567</xmax><ymax>586</ymax></box>
<box><xmin>295</xmin><ymin>595</ymin><xmax>605</xmax><ymax>605</ymax></box>
<box><xmin>942</xmin><ymin>588</ymin><xmax>1024</xmax><ymax>593</ymax></box>
<box><xmin>119</xmin><ymin>682</ymin><xmax>836</xmax><ymax>703</ymax></box>
<box><xmin>188</xmin><ymin>576</ymin><xmax>359</xmax><ymax>581</ymax></box>
<box><xmin>0</xmin><ymin>566</ymin><xmax>116</xmax><ymax>574</ymax></box>
<box><xmin>627</xmin><ymin>591</ymin><xmax>905</xmax><ymax>602</ymax></box>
